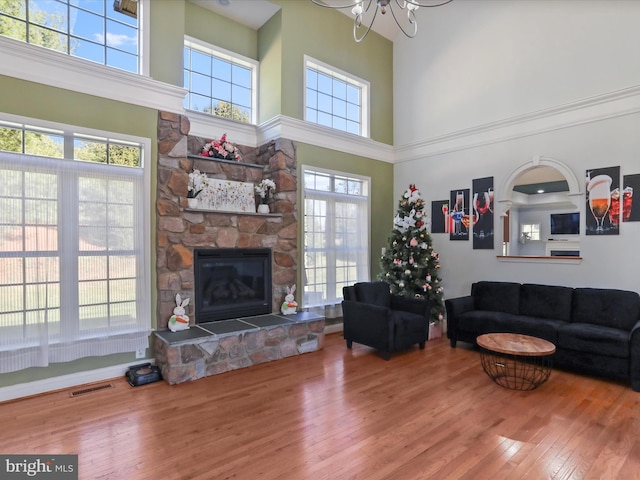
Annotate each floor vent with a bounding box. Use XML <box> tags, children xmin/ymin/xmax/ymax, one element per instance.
<box><xmin>69</xmin><ymin>383</ymin><xmax>114</xmax><ymax>397</ymax></box>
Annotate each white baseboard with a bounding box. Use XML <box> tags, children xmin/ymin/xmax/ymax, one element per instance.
<box><xmin>0</xmin><ymin>358</ymin><xmax>154</xmax><ymax>403</ymax></box>
<box><xmin>324</xmin><ymin>323</ymin><xmax>343</xmax><ymax>335</ymax></box>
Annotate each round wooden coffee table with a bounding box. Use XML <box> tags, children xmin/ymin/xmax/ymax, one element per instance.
<box><xmin>476</xmin><ymin>333</ymin><xmax>556</xmax><ymax>390</ymax></box>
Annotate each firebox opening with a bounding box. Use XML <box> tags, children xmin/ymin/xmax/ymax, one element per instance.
<box><xmin>194</xmin><ymin>248</ymin><xmax>273</xmax><ymax>323</ymax></box>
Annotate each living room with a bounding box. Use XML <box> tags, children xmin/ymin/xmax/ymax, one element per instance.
<box><xmin>1</xmin><ymin>0</ymin><xmax>640</xmax><ymax>477</ymax></box>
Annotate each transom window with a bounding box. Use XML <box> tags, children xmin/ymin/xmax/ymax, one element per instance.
<box><xmin>183</xmin><ymin>38</ymin><xmax>257</xmax><ymax>124</ymax></box>
<box><xmin>304</xmin><ymin>56</ymin><xmax>369</xmax><ymax>137</ymax></box>
<box><xmin>303</xmin><ymin>167</ymin><xmax>370</xmax><ymax>308</ymax></box>
<box><xmin>0</xmin><ymin>0</ymin><xmax>140</xmax><ymax>73</ymax></box>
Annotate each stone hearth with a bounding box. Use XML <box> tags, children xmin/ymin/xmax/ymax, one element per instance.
<box><xmin>154</xmin><ymin>312</ymin><xmax>325</xmax><ymax>384</ymax></box>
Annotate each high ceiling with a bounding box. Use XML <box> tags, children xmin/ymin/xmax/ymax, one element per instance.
<box><xmin>188</xmin><ymin>0</ymin><xmax>400</xmax><ymax>41</ymax></box>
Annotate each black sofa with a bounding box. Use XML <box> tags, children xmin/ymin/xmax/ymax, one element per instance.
<box><xmin>445</xmin><ymin>281</ymin><xmax>640</xmax><ymax>391</ymax></box>
<box><xmin>342</xmin><ymin>281</ymin><xmax>433</xmax><ymax>360</ymax></box>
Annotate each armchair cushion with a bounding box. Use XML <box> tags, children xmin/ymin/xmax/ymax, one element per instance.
<box><xmin>354</xmin><ymin>281</ymin><xmax>391</xmax><ymax>307</ymax></box>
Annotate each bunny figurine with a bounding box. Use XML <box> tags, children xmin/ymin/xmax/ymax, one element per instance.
<box><xmin>168</xmin><ymin>293</ymin><xmax>190</xmax><ymax>332</ymax></box>
<box><xmin>280</xmin><ymin>284</ymin><xmax>298</xmax><ymax>315</ymax></box>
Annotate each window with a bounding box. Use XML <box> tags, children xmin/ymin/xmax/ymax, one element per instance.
<box><xmin>304</xmin><ymin>56</ymin><xmax>369</xmax><ymax>137</ymax></box>
<box><xmin>0</xmin><ymin>119</ymin><xmax>150</xmax><ymax>374</ymax></box>
<box><xmin>521</xmin><ymin>223</ymin><xmax>540</xmax><ymax>241</ymax></box>
<box><xmin>0</xmin><ymin>0</ymin><xmax>139</xmax><ymax>73</ymax></box>
<box><xmin>183</xmin><ymin>37</ymin><xmax>257</xmax><ymax>124</ymax></box>
<box><xmin>303</xmin><ymin>167</ymin><xmax>370</xmax><ymax>308</ymax></box>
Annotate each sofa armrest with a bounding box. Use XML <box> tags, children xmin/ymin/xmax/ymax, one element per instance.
<box><xmin>630</xmin><ymin>319</ymin><xmax>640</xmax><ymax>391</ymax></box>
<box><xmin>390</xmin><ymin>295</ymin><xmax>433</xmax><ymax>318</ymax></box>
<box><xmin>445</xmin><ymin>295</ymin><xmax>475</xmax><ymax>347</ymax></box>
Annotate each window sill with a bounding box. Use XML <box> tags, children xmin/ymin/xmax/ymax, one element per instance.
<box><xmin>496</xmin><ymin>255</ymin><xmax>582</xmax><ymax>264</ymax></box>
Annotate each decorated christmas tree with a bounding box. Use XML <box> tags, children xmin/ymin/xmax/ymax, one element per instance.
<box><xmin>378</xmin><ymin>184</ymin><xmax>445</xmax><ymax>323</ymax></box>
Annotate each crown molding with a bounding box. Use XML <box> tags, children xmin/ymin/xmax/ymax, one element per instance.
<box><xmin>0</xmin><ymin>36</ymin><xmax>186</xmax><ymax>113</ymax></box>
<box><xmin>395</xmin><ymin>84</ymin><xmax>640</xmax><ymax>162</ymax></box>
<box><xmin>258</xmin><ymin>115</ymin><xmax>395</xmax><ymax>163</ymax></box>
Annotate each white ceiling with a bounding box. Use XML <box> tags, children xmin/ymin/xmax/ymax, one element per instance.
<box><xmin>188</xmin><ymin>0</ymin><xmax>400</xmax><ymax>41</ymax></box>
<box><xmin>189</xmin><ymin>0</ymin><xmax>282</xmax><ymax>30</ymax></box>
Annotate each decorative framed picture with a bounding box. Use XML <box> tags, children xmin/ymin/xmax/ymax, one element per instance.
<box><xmin>196</xmin><ymin>179</ymin><xmax>256</xmax><ymax>213</ymax></box>
<box><xmin>472</xmin><ymin>177</ymin><xmax>494</xmax><ymax>250</ymax></box>
<box><xmin>585</xmin><ymin>166</ymin><xmax>619</xmax><ymax>235</ymax></box>
<box><xmin>431</xmin><ymin>200</ymin><xmax>449</xmax><ymax>234</ymax></box>
<box><xmin>449</xmin><ymin>189</ymin><xmax>470</xmax><ymax>241</ymax></box>
<box><xmin>622</xmin><ymin>173</ymin><xmax>639</xmax><ymax>222</ymax></box>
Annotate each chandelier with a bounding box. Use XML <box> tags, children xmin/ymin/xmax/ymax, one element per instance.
<box><xmin>310</xmin><ymin>0</ymin><xmax>453</xmax><ymax>43</ymax></box>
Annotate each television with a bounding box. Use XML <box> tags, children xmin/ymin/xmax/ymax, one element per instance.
<box><xmin>550</xmin><ymin>213</ymin><xmax>580</xmax><ymax>235</ymax></box>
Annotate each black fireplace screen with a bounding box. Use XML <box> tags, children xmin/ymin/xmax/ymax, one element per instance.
<box><xmin>194</xmin><ymin>248</ymin><xmax>272</xmax><ymax>323</ymax></box>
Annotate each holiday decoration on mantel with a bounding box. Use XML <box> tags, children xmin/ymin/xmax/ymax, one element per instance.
<box><xmin>168</xmin><ymin>293</ymin><xmax>190</xmax><ymax>332</ymax></box>
<box><xmin>280</xmin><ymin>284</ymin><xmax>298</xmax><ymax>315</ymax></box>
<box><xmin>199</xmin><ymin>133</ymin><xmax>241</xmax><ymax>161</ymax></box>
<box><xmin>379</xmin><ymin>184</ymin><xmax>445</xmax><ymax>323</ymax></box>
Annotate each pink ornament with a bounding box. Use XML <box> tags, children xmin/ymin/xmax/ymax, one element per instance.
<box><xmin>410</xmin><ymin>238</ymin><xmax>418</xmax><ymax>247</ymax></box>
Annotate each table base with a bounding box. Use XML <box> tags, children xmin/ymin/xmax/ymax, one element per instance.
<box><xmin>480</xmin><ymin>349</ymin><xmax>552</xmax><ymax>390</ymax></box>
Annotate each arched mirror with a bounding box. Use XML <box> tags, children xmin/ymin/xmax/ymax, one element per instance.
<box><xmin>498</xmin><ymin>156</ymin><xmax>583</xmax><ymax>258</ymax></box>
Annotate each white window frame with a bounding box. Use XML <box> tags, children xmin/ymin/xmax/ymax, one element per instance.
<box><xmin>183</xmin><ymin>36</ymin><xmax>258</xmax><ymax>125</ymax></box>
<box><xmin>521</xmin><ymin>222</ymin><xmax>541</xmax><ymax>241</ymax></box>
<box><xmin>304</xmin><ymin>55</ymin><xmax>370</xmax><ymax>138</ymax></box>
<box><xmin>0</xmin><ymin>113</ymin><xmax>151</xmax><ymax>373</ymax></box>
<box><xmin>302</xmin><ymin>166</ymin><xmax>371</xmax><ymax>308</ymax></box>
<box><xmin>0</xmin><ymin>0</ymin><xmax>147</xmax><ymax>75</ymax></box>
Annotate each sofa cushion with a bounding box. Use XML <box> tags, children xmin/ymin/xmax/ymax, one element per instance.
<box><xmin>572</xmin><ymin>288</ymin><xmax>640</xmax><ymax>330</ymax></box>
<box><xmin>557</xmin><ymin>323</ymin><xmax>629</xmax><ymax>359</ymax></box>
<box><xmin>354</xmin><ymin>281</ymin><xmax>391</xmax><ymax>308</ymax></box>
<box><xmin>457</xmin><ymin>310</ymin><xmax>560</xmax><ymax>344</ymax></box>
<box><xmin>471</xmin><ymin>281</ymin><xmax>520</xmax><ymax>314</ymax></box>
<box><xmin>520</xmin><ymin>284</ymin><xmax>573</xmax><ymax>322</ymax></box>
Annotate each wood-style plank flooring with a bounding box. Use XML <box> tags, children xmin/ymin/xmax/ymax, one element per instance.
<box><xmin>2</xmin><ymin>332</ymin><xmax>640</xmax><ymax>479</ymax></box>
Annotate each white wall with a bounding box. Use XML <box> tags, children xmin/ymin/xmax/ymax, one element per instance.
<box><xmin>393</xmin><ymin>0</ymin><xmax>640</xmax><ymax>144</ymax></box>
<box><xmin>392</xmin><ymin>1</ymin><xmax>640</xmax><ymax>300</ymax></box>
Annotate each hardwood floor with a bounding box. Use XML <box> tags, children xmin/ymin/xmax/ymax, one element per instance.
<box><xmin>3</xmin><ymin>332</ymin><xmax>640</xmax><ymax>480</ymax></box>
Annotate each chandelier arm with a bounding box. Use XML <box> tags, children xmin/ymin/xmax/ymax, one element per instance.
<box><xmin>388</xmin><ymin>3</ymin><xmax>417</xmax><ymax>38</ymax></box>
<box><xmin>309</xmin><ymin>0</ymin><xmax>363</xmax><ymax>8</ymax></box>
<box><xmin>354</xmin><ymin>2</ymin><xmax>378</xmax><ymax>43</ymax></box>
<box><xmin>405</xmin><ymin>0</ymin><xmax>453</xmax><ymax>7</ymax></box>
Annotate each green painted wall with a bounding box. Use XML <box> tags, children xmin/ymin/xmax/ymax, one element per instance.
<box><xmin>296</xmin><ymin>143</ymin><xmax>394</xmax><ymax>281</ymax></box>
<box><xmin>185</xmin><ymin>2</ymin><xmax>258</xmax><ymax>60</ymax></box>
<box><xmin>150</xmin><ymin>0</ymin><xmax>185</xmax><ymax>86</ymax></box>
<box><xmin>258</xmin><ymin>11</ymin><xmax>283</xmax><ymax>124</ymax></box>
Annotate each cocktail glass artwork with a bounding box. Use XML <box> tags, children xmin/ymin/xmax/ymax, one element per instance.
<box><xmin>609</xmin><ymin>188</ymin><xmax>620</xmax><ymax>226</ymax></box>
<box><xmin>473</xmin><ymin>191</ymin><xmax>491</xmax><ymax>237</ymax></box>
<box><xmin>487</xmin><ymin>187</ymin><xmax>494</xmax><ymax>213</ymax></box>
<box><xmin>452</xmin><ymin>191</ymin><xmax>465</xmax><ymax>235</ymax></box>
<box><xmin>623</xmin><ymin>186</ymin><xmax>633</xmax><ymax>222</ymax></box>
<box><xmin>587</xmin><ymin>175</ymin><xmax>612</xmax><ymax>233</ymax></box>
<box><xmin>442</xmin><ymin>203</ymin><xmax>449</xmax><ymax>233</ymax></box>
<box><xmin>451</xmin><ymin>210</ymin><xmax>464</xmax><ymax>235</ymax></box>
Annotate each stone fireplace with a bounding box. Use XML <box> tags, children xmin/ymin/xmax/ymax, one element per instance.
<box><xmin>156</xmin><ymin>111</ymin><xmax>298</xmax><ymax>330</ymax></box>
<box><xmin>154</xmin><ymin>112</ymin><xmax>324</xmax><ymax>384</ymax></box>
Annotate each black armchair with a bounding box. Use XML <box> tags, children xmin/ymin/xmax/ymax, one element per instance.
<box><xmin>342</xmin><ymin>281</ymin><xmax>433</xmax><ymax>360</ymax></box>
